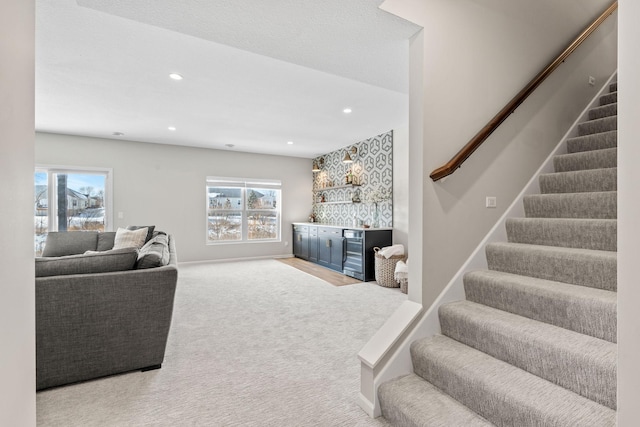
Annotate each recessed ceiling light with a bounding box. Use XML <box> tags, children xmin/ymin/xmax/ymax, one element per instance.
<box><xmin>169</xmin><ymin>73</ymin><xmax>183</xmax><ymax>80</ymax></box>
<box><xmin>168</xmin><ymin>126</ymin><xmax>176</xmax><ymax>131</ymax></box>
<box><xmin>112</xmin><ymin>132</ymin><xmax>124</xmax><ymax>136</ymax></box>
<box><xmin>287</xmin><ymin>141</ymin><xmax>294</xmax><ymax>145</ymax></box>
<box><xmin>225</xmin><ymin>144</ymin><xmax>235</xmax><ymax>148</ymax></box>
<box><xmin>343</xmin><ymin>108</ymin><xmax>352</xmax><ymax>114</ymax></box>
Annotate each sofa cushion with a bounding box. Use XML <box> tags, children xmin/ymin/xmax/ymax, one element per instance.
<box><xmin>97</xmin><ymin>232</ymin><xmax>116</xmax><ymax>251</ymax></box>
<box><xmin>113</xmin><ymin>227</ymin><xmax>148</xmax><ymax>250</ymax></box>
<box><xmin>41</xmin><ymin>231</ymin><xmax>99</xmax><ymax>257</ymax></box>
<box><xmin>127</xmin><ymin>225</ymin><xmax>155</xmax><ymax>243</ymax></box>
<box><xmin>136</xmin><ymin>234</ymin><xmax>170</xmax><ymax>269</ymax></box>
<box><xmin>35</xmin><ymin>247</ymin><xmax>138</xmax><ymax>277</ymax></box>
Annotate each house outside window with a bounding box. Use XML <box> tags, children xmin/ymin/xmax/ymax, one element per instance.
<box><xmin>206</xmin><ymin>177</ymin><xmax>281</xmax><ymax>244</ymax></box>
<box><xmin>35</xmin><ymin>166</ymin><xmax>112</xmax><ymax>255</ymax></box>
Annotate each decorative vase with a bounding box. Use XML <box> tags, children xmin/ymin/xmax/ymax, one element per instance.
<box><xmin>372</xmin><ymin>203</ymin><xmax>380</xmax><ymax>228</ymax></box>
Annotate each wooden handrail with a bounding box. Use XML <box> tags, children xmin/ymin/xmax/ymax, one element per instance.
<box><xmin>430</xmin><ymin>1</ymin><xmax>618</xmax><ymax>182</ymax></box>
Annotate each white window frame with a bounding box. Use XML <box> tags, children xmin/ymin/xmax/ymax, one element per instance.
<box><xmin>35</xmin><ymin>164</ymin><xmax>114</xmax><ymax>232</ymax></box>
<box><xmin>206</xmin><ymin>176</ymin><xmax>282</xmax><ymax>244</ymax></box>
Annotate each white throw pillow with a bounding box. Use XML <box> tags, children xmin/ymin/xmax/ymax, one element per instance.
<box><xmin>113</xmin><ymin>227</ymin><xmax>148</xmax><ymax>250</ymax></box>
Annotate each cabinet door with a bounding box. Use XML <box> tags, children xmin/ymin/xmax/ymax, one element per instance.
<box><xmin>317</xmin><ymin>227</ymin><xmax>337</xmax><ymax>268</ymax></box>
<box><xmin>308</xmin><ymin>227</ymin><xmax>318</xmax><ymax>263</ymax></box>
<box><xmin>293</xmin><ymin>226</ymin><xmax>309</xmax><ymax>260</ymax></box>
<box><xmin>318</xmin><ymin>236</ymin><xmax>331</xmax><ymax>268</ymax></box>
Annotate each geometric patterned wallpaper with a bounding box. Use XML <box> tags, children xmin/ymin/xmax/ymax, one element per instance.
<box><xmin>311</xmin><ymin>130</ymin><xmax>393</xmax><ymax>227</ymax></box>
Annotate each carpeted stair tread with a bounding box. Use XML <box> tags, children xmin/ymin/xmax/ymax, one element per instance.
<box><xmin>410</xmin><ymin>335</ymin><xmax>615</xmax><ymax>426</ymax></box>
<box><xmin>566</xmin><ymin>131</ymin><xmax>617</xmax><ymax>153</ymax></box>
<box><xmin>485</xmin><ymin>242</ymin><xmax>616</xmax><ymax>291</ymax></box>
<box><xmin>505</xmin><ymin>218</ymin><xmax>616</xmax><ymax>251</ymax></box>
<box><xmin>439</xmin><ymin>300</ymin><xmax>616</xmax><ymax>409</ymax></box>
<box><xmin>464</xmin><ymin>270</ymin><xmax>616</xmax><ymax>342</ymax></box>
<box><xmin>599</xmin><ymin>91</ymin><xmax>617</xmax><ymax>106</ymax></box>
<box><xmin>553</xmin><ymin>147</ymin><xmax>617</xmax><ymax>172</ymax></box>
<box><xmin>609</xmin><ymin>82</ymin><xmax>617</xmax><ymax>92</ymax></box>
<box><xmin>577</xmin><ymin>116</ymin><xmax>616</xmax><ymax>136</ymax></box>
<box><xmin>378</xmin><ymin>373</ymin><xmax>494</xmax><ymax>427</ymax></box>
<box><xmin>588</xmin><ymin>103</ymin><xmax>617</xmax><ymax>120</ymax></box>
<box><xmin>523</xmin><ymin>191</ymin><xmax>616</xmax><ymax>218</ymax></box>
<box><xmin>539</xmin><ymin>168</ymin><xmax>617</xmax><ymax>194</ymax></box>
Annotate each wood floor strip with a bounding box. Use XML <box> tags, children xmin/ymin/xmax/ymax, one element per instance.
<box><xmin>277</xmin><ymin>257</ymin><xmax>362</xmax><ymax>286</ymax></box>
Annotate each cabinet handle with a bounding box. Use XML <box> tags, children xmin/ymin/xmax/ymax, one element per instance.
<box><xmin>326</xmin><ymin>239</ymin><xmax>331</xmax><ymax>248</ymax></box>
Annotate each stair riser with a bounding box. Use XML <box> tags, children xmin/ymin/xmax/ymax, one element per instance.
<box><xmin>578</xmin><ymin>116</ymin><xmax>617</xmax><ymax>136</ymax></box>
<box><xmin>379</xmin><ymin>374</ymin><xmax>493</xmax><ymax>427</ymax></box>
<box><xmin>554</xmin><ymin>148</ymin><xmax>617</xmax><ymax>173</ymax></box>
<box><xmin>411</xmin><ymin>336</ymin><xmax>616</xmax><ymax>426</ymax></box>
<box><xmin>506</xmin><ymin>218</ymin><xmax>616</xmax><ymax>251</ymax></box>
<box><xmin>589</xmin><ymin>103</ymin><xmax>617</xmax><ymax>120</ymax></box>
<box><xmin>609</xmin><ymin>82</ymin><xmax>617</xmax><ymax>92</ymax></box>
<box><xmin>600</xmin><ymin>92</ymin><xmax>617</xmax><ymax>106</ymax></box>
<box><xmin>464</xmin><ymin>271</ymin><xmax>617</xmax><ymax>343</ymax></box>
<box><xmin>485</xmin><ymin>244</ymin><xmax>617</xmax><ymax>291</ymax></box>
<box><xmin>539</xmin><ymin>168</ymin><xmax>617</xmax><ymax>194</ymax></box>
<box><xmin>439</xmin><ymin>302</ymin><xmax>617</xmax><ymax>409</ymax></box>
<box><xmin>523</xmin><ymin>192</ymin><xmax>617</xmax><ymax>219</ymax></box>
<box><xmin>566</xmin><ymin>131</ymin><xmax>617</xmax><ymax>154</ymax></box>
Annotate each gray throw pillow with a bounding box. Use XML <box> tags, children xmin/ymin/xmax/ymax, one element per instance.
<box><xmin>97</xmin><ymin>232</ymin><xmax>116</xmax><ymax>251</ymax></box>
<box><xmin>41</xmin><ymin>231</ymin><xmax>99</xmax><ymax>257</ymax></box>
<box><xmin>35</xmin><ymin>247</ymin><xmax>138</xmax><ymax>277</ymax></box>
<box><xmin>136</xmin><ymin>234</ymin><xmax>170</xmax><ymax>269</ymax></box>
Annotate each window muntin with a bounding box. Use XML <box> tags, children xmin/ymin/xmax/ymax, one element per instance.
<box><xmin>206</xmin><ymin>178</ymin><xmax>281</xmax><ymax>244</ymax></box>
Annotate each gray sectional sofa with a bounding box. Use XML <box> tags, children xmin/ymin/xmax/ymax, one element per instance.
<box><xmin>35</xmin><ymin>229</ymin><xmax>178</xmax><ymax>390</ymax></box>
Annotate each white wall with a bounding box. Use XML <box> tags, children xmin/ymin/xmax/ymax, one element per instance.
<box><xmin>0</xmin><ymin>0</ymin><xmax>36</xmax><ymax>425</ymax></box>
<box><xmin>381</xmin><ymin>0</ymin><xmax>617</xmax><ymax>307</ymax></box>
<box><xmin>392</xmin><ymin>125</ymin><xmax>409</xmax><ymax>249</ymax></box>
<box><xmin>617</xmin><ymin>0</ymin><xmax>640</xmax><ymax>423</ymax></box>
<box><xmin>36</xmin><ymin>133</ymin><xmax>311</xmax><ymax>263</ymax></box>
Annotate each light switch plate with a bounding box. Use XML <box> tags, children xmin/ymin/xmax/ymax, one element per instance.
<box><xmin>486</xmin><ymin>197</ymin><xmax>497</xmax><ymax>208</ymax></box>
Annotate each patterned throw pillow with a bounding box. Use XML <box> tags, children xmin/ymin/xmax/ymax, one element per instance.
<box><xmin>113</xmin><ymin>227</ymin><xmax>148</xmax><ymax>250</ymax></box>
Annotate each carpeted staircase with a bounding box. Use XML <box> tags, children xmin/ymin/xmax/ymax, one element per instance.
<box><xmin>378</xmin><ymin>82</ymin><xmax>618</xmax><ymax>426</ymax></box>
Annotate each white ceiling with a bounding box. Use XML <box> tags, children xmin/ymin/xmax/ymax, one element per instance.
<box><xmin>35</xmin><ymin>0</ymin><xmax>420</xmax><ymax>158</ymax></box>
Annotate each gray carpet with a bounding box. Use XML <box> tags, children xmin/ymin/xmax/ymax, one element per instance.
<box><xmin>37</xmin><ymin>259</ymin><xmax>406</xmax><ymax>426</ymax></box>
<box><xmin>379</xmin><ymin>82</ymin><xmax>618</xmax><ymax>426</ymax></box>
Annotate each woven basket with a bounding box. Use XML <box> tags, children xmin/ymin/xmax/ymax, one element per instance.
<box><xmin>374</xmin><ymin>247</ymin><xmax>405</xmax><ymax>288</ymax></box>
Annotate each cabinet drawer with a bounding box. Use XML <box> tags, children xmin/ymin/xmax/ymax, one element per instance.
<box><xmin>318</xmin><ymin>227</ymin><xmax>341</xmax><ymax>236</ymax></box>
<box><xmin>309</xmin><ymin>226</ymin><xmax>318</xmax><ymax>236</ymax></box>
<box><xmin>293</xmin><ymin>225</ymin><xmax>309</xmax><ymax>233</ymax></box>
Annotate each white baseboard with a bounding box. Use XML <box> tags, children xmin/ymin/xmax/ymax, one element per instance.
<box><xmin>358</xmin><ymin>393</ymin><xmax>376</xmax><ymax>418</ymax></box>
<box><xmin>179</xmin><ymin>254</ymin><xmax>293</xmax><ymax>267</ymax></box>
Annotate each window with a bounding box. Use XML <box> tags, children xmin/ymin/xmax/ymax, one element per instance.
<box><xmin>35</xmin><ymin>166</ymin><xmax>112</xmax><ymax>255</ymax></box>
<box><xmin>206</xmin><ymin>177</ymin><xmax>281</xmax><ymax>244</ymax></box>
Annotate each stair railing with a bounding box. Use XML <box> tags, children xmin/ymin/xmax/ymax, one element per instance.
<box><xmin>429</xmin><ymin>1</ymin><xmax>618</xmax><ymax>182</ymax></box>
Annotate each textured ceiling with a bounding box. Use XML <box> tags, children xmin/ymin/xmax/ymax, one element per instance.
<box><xmin>35</xmin><ymin>0</ymin><xmax>420</xmax><ymax>158</ymax></box>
